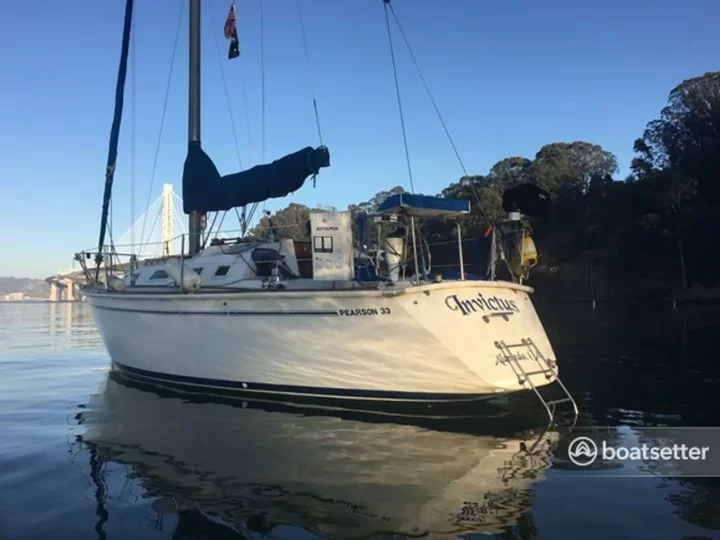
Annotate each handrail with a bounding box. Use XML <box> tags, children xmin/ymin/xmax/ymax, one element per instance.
<box><xmin>99</xmin><ymin>221</ymin><xmax>483</xmax><ymax>250</ymax></box>
<box><xmin>79</xmin><ymin>234</ymin><xmax>481</xmax><ymax>258</ymax></box>
<box><xmin>73</xmin><ymin>210</ymin><xmax>503</xmax><ymax>286</ymax></box>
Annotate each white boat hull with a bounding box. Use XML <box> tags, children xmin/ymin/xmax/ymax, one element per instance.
<box><xmin>85</xmin><ymin>280</ymin><xmax>557</xmax><ymax>402</ymax></box>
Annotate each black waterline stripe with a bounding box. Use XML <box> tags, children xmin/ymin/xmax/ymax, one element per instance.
<box><xmin>92</xmin><ymin>305</ymin><xmax>337</xmax><ymax>316</ymax></box>
<box><xmin>114</xmin><ymin>362</ymin><xmax>491</xmax><ymax>402</ymax></box>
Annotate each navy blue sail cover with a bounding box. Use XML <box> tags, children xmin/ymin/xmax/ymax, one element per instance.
<box><xmin>182</xmin><ymin>142</ymin><xmax>330</xmax><ymax>213</ymax></box>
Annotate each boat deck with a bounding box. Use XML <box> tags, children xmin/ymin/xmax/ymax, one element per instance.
<box><xmin>82</xmin><ymin>278</ymin><xmax>534</xmax><ymax>298</ymax></box>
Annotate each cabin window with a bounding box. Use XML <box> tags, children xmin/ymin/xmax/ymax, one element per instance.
<box><xmin>193</xmin><ymin>267</ymin><xmax>203</xmax><ymax>275</ymax></box>
<box><xmin>149</xmin><ymin>270</ymin><xmax>168</xmax><ymax>280</ymax></box>
<box><xmin>214</xmin><ymin>265</ymin><xmax>231</xmax><ymax>277</ymax></box>
<box><xmin>314</xmin><ymin>236</ymin><xmax>334</xmax><ymax>254</ymax></box>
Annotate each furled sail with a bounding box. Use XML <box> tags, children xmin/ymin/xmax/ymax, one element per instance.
<box><xmin>182</xmin><ymin>142</ymin><xmax>330</xmax><ymax>214</ymax></box>
<box><xmin>95</xmin><ymin>0</ymin><xmax>134</xmax><ymax>267</ymax></box>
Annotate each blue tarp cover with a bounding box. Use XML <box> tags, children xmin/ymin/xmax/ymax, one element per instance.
<box><xmin>182</xmin><ymin>143</ymin><xmax>330</xmax><ymax>213</ymax></box>
<box><xmin>376</xmin><ymin>193</ymin><xmax>470</xmax><ymax>217</ymax></box>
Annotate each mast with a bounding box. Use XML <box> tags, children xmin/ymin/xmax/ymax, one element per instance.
<box><xmin>180</xmin><ymin>0</ymin><xmax>329</xmax><ymax>226</ymax></box>
<box><xmin>188</xmin><ymin>0</ymin><xmax>203</xmax><ymax>255</ymax></box>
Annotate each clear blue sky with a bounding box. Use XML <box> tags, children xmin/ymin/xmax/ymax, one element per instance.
<box><xmin>0</xmin><ymin>0</ymin><xmax>718</xmax><ymax>279</ymax></box>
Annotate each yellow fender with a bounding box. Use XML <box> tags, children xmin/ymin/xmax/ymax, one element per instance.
<box><xmin>521</xmin><ymin>234</ymin><xmax>538</xmax><ymax>268</ymax></box>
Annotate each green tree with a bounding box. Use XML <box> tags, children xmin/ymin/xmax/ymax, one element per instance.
<box><xmin>632</xmin><ymin>71</ymin><xmax>720</xmax><ymax>202</ymax></box>
<box><xmin>530</xmin><ymin>142</ymin><xmax>618</xmax><ymax>194</ymax></box>
<box><xmin>636</xmin><ymin>170</ymin><xmax>697</xmax><ymax>289</ymax></box>
<box><xmin>430</xmin><ymin>176</ymin><xmax>503</xmax><ymax>240</ymax></box>
<box><xmin>347</xmin><ymin>186</ymin><xmax>406</xmax><ymax>246</ymax></box>
<box><xmin>249</xmin><ymin>203</ymin><xmax>313</xmax><ymax>241</ymax></box>
<box><xmin>486</xmin><ymin>157</ymin><xmax>532</xmax><ymax>191</ymax></box>
<box><xmin>632</xmin><ymin>71</ymin><xmax>720</xmax><ymax>170</ymax></box>
<box><xmin>631</xmin><ymin>71</ymin><xmax>720</xmax><ymax>289</ymax></box>
<box><xmin>351</xmin><ymin>185</ymin><xmax>406</xmax><ymax>215</ymax></box>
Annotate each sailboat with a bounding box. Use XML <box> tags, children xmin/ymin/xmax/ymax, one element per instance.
<box><xmin>76</xmin><ymin>0</ymin><xmax>577</xmax><ymax>422</ymax></box>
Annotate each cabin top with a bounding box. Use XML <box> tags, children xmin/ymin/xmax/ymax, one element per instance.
<box><xmin>126</xmin><ymin>239</ymin><xmax>302</xmax><ymax>288</ymax></box>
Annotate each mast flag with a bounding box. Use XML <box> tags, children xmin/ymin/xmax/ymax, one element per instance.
<box><xmin>224</xmin><ymin>3</ymin><xmax>240</xmax><ymax>59</ymax></box>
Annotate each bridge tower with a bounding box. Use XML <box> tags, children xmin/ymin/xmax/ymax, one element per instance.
<box><xmin>49</xmin><ymin>183</ymin><xmax>187</xmax><ymax>296</ymax></box>
<box><xmin>162</xmin><ymin>183</ymin><xmax>174</xmax><ymax>257</ymax></box>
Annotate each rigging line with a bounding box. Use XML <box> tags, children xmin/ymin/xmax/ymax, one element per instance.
<box><xmin>172</xmin><ymin>197</ymin><xmax>185</xmax><ymax>229</ymax></box>
<box><xmin>240</xmin><ymin>204</ymin><xmax>247</xmax><ymax>237</ymax></box>
<box><xmin>242</xmin><ymin>83</ymin><xmax>253</xmax><ymax>160</ymax></box>
<box><xmin>207</xmin><ymin>0</ymin><xmax>247</xmax><ymax>234</ymax></box>
<box><xmin>173</xmin><ymin>197</ymin><xmax>188</xmax><ymax>238</ymax></box>
<box><xmin>172</xmin><ymin>193</ymin><xmax>185</xmax><ymax>222</ymax></box>
<box><xmin>201</xmin><ymin>212</ymin><xmax>219</xmax><ymax>249</ymax></box>
<box><xmin>138</xmin><ymin>0</ymin><xmax>185</xmax><ymax>251</ymax></box>
<box><xmin>245</xmin><ymin>203</ymin><xmax>259</xmax><ymax>234</ymax></box>
<box><xmin>172</xmin><ymin>190</ymin><xmax>185</xmax><ymax>209</ymax></box>
<box><xmin>296</xmin><ymin>0</ymin><xmax>323</xmax><ymax>145</ymax></box>
<box><xmin>383</xmin><ymin>0</ymin><xmax>415</xmax><ymax>194</ymax></box>
<box><xmin>260</xmin><ymin>0</ymin><xmax>266</xmax><ymax>163</ymax></box>
<box><xmin>234</xmin><ymin>208</ymin><xmax>245</xmax><ymax>235</ymax></box>
<box><xmin>174</xmin><ymin>214</ymin><xmax>188</xmax><ymax>246</ymax></box>
<box><xmin>260</xmin><ymin>0</ymin><xmax>267</xmax><ymax>213</ymax></box>
<box><xmin>107</xmin><ymin>220</ymin><xmax>121</xmax><ymax>271</ymax></box>
<box><xmin>204</xmin><ymin>209</ymin><xmax>221</xmax><ymax>241</ymax></box>
<box><xmin>216</xmin><ymin>210</ymin><xmax>229</xmax><ymax>236</ymax></box>
<box><xmin>109</xmin><ymin>192</ymin><xmax>120</xmax><ymax>267</ymax></box>
<box><xmin>387</xmin><ymin>3</ymin><xmax>466</xmax><ymax>177</ymax></box>
<box><xmin>386</xmin><ymin>2</ymin><xmax>488</xmax><ymax>220</ymax></box>
<box><xmin>240</xmin><ymin>8</ymin><xmax>267</xmax><ymax>232</ymax></box>
<box><xmin>107</xmin><ymin>212</ymin><xmax>113</xmax><ymax>251</ymax></box>
<box><xmin>242</xmin><ymin>83</ymin><xmax>258</xmax><ymax>232</ymax></box>
<box><xmin>117</xmin><ymin>200</ymin><xmax>152</xmax><ymax>246</ymax></box>
<box><xmin>136</xmin><ymin>194</ymin><xmax>163</xmax><ymax>260</ymax></box>
<box><xmin>206</xmin><ymin>0</ymin><xmax>243</xmax><ymax>170</ymax></box>
<box><xmin>130</xmin><ymin>4</ymin><xmax>136</xmax><ymax>255</ymax></box>
<box><xmin>142</xmin><ymin>209</ymin><xmax>163</xmax><ymax>256</ymax></box>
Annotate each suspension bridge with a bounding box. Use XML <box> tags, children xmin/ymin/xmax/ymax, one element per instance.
<box><xmin>45</xmin><ymin>184</ymin><xmax>188</xmax><ymax>301</ymax></box>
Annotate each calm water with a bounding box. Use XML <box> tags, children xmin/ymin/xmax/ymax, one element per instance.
<box><xmin>1</xmin><ymin>302</ymin><xmax>720</xmax><ymax>539</ymax></box>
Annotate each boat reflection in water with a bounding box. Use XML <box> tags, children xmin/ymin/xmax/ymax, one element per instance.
<box><xmin>77</xmin><ymin>374</ymin><xmax>559</xmax><ymax>539</ymax></box>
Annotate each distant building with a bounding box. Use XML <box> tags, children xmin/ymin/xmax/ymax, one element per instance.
<box><xmin>4</xmin><ymin>292</ymin><xmax>25</xmax><ymax>301</ymax></box>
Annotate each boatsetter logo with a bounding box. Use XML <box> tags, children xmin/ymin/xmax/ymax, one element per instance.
<box><xmin>562</xmin><ymin>428</ymin><xmax>720</xmax><ymax>477</ymax></box>
<box><xmin>568</xmin><ymin>436</ymin><xmax>710</xmax><ymax>467</ymax></box>
<box><xmin>444</xmin><ymin>293</ymin><xmax>519</xmax><ymax>317</ymax></box>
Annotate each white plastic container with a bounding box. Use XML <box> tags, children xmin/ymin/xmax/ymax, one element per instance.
<box><xmin>383</xmin><ymin>237</ymin><xmax>405</xmax><ymax>283</ymax></box>
<box><xmin>106</xmin><ymin>275</ymin><xmax>126</xmax><ymax>291</ymax></box>
<box><xmin>164</xmin><ymin>259</ymin><xmax>202</xmax><ymax>292</ymax></box>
